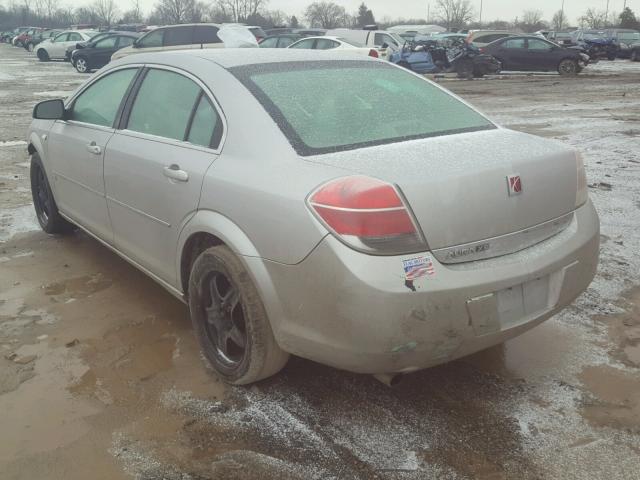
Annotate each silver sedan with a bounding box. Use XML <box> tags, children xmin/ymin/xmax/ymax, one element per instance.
<box><xmin>27</xmin><ymin>49</ymin><xmax>599</xmax><ymax>384</ymax></box>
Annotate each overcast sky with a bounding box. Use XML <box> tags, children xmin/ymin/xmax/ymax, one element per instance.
<box><xmin>262</xmin><ymin>0</ymin><xmax>636</xmax><ymax>23</ymax></box>
<box><xmin>89</xmin><ymin>0</ymin><xmax>640</xmax><ymax>24</ymax></box>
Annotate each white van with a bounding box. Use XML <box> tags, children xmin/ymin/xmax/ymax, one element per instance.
<box><xmin>325</xmin><ymin>28</ymin><xmax>404</xmax><ymax>55</ymax></box>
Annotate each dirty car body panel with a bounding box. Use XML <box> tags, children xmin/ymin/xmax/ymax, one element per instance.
<box><xmin>28</xmin><ymin>49</ymin><xmax>599</xmax><ymax>377</ymax></box>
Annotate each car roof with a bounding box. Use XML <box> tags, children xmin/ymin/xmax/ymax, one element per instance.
<box><xmin>114</xmin><ymin>48</ymin><xmax>376</xmax><ymax>69</ymax></box>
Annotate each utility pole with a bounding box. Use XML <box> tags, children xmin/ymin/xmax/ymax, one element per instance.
<box><xmin>427</xmin><ymin>2</ymin><xmax>430</xmax><ymax>23</ymax></box>
<box><xmin>605</xmin><ymin>0</ymin><xmax>610</xmax><ymax>26</ymax></box>
<box><xmin>479</xmin><ymin>0</ymin><xmax>483</xmax><ymax>25</ymax></box>
<box><xmin>560</xmin><ymin>0</ymin><xmax>565</xmax><ymax>30</ymax></box>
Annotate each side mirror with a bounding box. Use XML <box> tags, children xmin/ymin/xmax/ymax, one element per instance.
<box><xmin>33</xmin><ymin>99</ymin><xmax>66</xmax><ymax>120</ymax></box>
<box><xmin>132</xmin><ymin>39</ymin><xmax>140</xmax><ymax>48</ymax></box>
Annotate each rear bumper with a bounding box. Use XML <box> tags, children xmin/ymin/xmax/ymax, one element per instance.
<box><xmin>248</xmin><ymin>200</ymin><xmax>599</xmax><ymax>374</ymax></box>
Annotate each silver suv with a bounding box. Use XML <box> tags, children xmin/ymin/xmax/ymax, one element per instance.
<box><xmin>27</xmin><ymin>49</ymin><xmax>599</xmax><ymax>384</ymax></box>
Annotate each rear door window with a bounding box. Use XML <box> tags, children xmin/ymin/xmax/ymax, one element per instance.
<box><xmin>278</xmin><ymin>36</ymin><xmax>298</xmax><ymax>48</ymax></box>
<box><xmin>71</xmin><ymin>69</ymin><xmax>138</xmax><ymax>127</ymax></box>
<box><xmin>117</xmin><ymin>36</ymin><xmax>135</xmax><ymax>48</ymax></box>
<box><xmin>53</xmin><ymin>33</ymin><xmax>69</xmax><ymax>42</ymax></box>
<box><xmin>193</xmin><ymin>25</ymin><xmax>221</xmax><ymax>44</ymax></box>
<box><xmin>527</xmin><ymin>39</ymin><xmax>553</xmax><ymax>51</ymax></box>
<box><xmin>187</xmin><ymin>95</ymin><xmax>221</xmax><ymax>148</ymax></box>
<box><xmin>259</xmin><ymin>37</ymin><xmax>278</xmax><ymax>48</ymax></box>
<box><xmin>503</xmin><ymin>38</ymin><xmax>526</xmax><ymax>49</ymax></box>
<box><xmin>138</xmin><ymin>29</ymin><xmax>163</xmax><ymax>47</ymax></box>
<box><xmin>127</xmin><ymin>69</ymin><xmax>201</xmax><ymax>141</ymax></box>
<box><xmin>68</xmin><ymin>32</ymin><xmax>82</xmax><ymax>42</ymax></box>
<box><xmin>164</xmin><ymin>26</ymin><xmax>194</xmax><ymax>46</ymax></box>
<box><xmin>95</xmin><ymin>36</ymin><xmax>118</xmax><ymax>49</ymax></box>
<box><xmin>315</xmin><ymin>39</ymin><xmax>339</xmax><ymax>50</ymax></box>
<box><xmin>374</xmin><ymin>33</ymin><xmax>398</xmax><ymax>47</ymax></box>
<box><xmin>290</xmin><ymin>38</ymin><xmax>315</xmax><ymax>49</ymax></box>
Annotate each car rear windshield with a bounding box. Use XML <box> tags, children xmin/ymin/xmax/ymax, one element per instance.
<box><xmin>231</xmin><ymin>61</ymin><xmax>494</xmax><ymax>156</ymax></box>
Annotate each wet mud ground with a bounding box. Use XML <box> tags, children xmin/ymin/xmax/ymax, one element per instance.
<box><xmin>1</xmin><ymin>44</ymin><xmax>639</xmax><ymax>479</ymax></box>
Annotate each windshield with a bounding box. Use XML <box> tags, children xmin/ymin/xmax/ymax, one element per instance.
<box><xmin>232</xmin><ymin>62</ymin><xmax>494</xmax><ymax>156</ymax></box>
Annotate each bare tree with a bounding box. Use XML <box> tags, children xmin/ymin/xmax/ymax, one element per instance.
<box><xmin>522</xmin><ymin>9</ymin><xmax>543</xmax><ymax>26</ymax></box>
<box><xmin>551</xmin><ymin>9</ymin><xmax>566</xmax><ymax>30</ymax></box>
<box><xmin>154</xmin><ymin>0</ymin><xmax>196</xmax><ymax>24</ymax></box>
<box><xmin>305</xmin><ymin>1</ymin><xmax>347</xmax><ymax>28</ymax></box>
<box><xmin>213</xmin><ymin>0</ymin><xmax>267</xmax><ymax>22</ymax></box>
<box><xmin>579</xmin><ymin>8</ymin><xmax>607</xmax><ymax>29</ymax></box>
<box><xmin>92</xmin><ymin>0</ymin><xmax>119</xmax><ymax>25</ymax></box>
<box><xmin>436</xmin><ymin>0</ymin><xmax>473</xmax><ymax>31</ymax></box>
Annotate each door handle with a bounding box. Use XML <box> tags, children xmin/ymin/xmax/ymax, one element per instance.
<box><xmin>86</xmin><ymin>141</ymin><xmax>101</xmax><ymax>155</ymax></box>
<box><xmin>163</xmin><ymin>164</ymin><xmax>189</xmax><ymax>182</ymax></box>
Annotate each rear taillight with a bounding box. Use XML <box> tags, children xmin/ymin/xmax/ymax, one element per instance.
<box><xmin>575</xmin><ymin>151</ymin><xmax>588</xmax><ymax>207</ymax></box>
<box><xmin>307</xmin><ymin>176</ymin><xmax>427</xmax><ymax>254</ymax></box>
<box><xmin>368</xmin><ymin>48</ymin><xmax>379</xmax><ymax>58</ymax></box>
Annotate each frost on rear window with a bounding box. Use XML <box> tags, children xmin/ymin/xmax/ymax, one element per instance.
<box><xmin>231</xmin><ymin>61</ymin><xmax>494</xmax><ymax>156</ymax></box>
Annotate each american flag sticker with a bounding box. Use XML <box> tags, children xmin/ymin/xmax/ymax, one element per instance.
<box><xmin>402</xmin><ymin>256</ymin><xmax>436</xmax><ymax>281</ymax></box>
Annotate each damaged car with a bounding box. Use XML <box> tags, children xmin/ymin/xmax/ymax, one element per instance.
<box><xmin>27</xmin><ymin>49</ymin><xmax>599</xmax><ymax>385</ymax></box>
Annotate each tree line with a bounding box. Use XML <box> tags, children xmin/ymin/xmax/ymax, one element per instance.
<box><xmin>1</xmin><ymin>0</ymin><xmax>638</xmax><ymax>32</ymax></box>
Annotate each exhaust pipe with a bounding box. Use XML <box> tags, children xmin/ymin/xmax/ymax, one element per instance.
<box><xmin>372</xmin><ymin>373</ymin><xmax>402</xmax><ymax>387</ymax></box>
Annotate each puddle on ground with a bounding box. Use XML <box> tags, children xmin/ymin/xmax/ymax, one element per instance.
<box><xmin>44</xmin><ymin>273</ymin><xmax>112</xmax><ymax>299</ymax></box>
<box><xmin>462</xmin><ymin>318</ymin><xmax>578</xmax><ymax>380</ymax></box>
<box><xmin>579</xmin><ymin>365</ymin><xmax>640</xmax><ymax>431</ymax></box>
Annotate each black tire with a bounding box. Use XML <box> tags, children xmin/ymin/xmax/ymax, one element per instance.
<box><xmin>631</xmin><ymin>50</ymin><xmax>639</xmax><ymax>62</ymax></box>
<box><xmin>37</xmin><ymin>49</ymin><xmax>49</xmax><ymax>62</ymax></box>
<box><xmin>30</xmin><ymin>153</ymin><xmax>74</xmax><ymax>234</ymax></box>
<box><xmin>74</xmin><ymin>57</ymin><xmax>90</xmax><ymax>73</ymax></box>
<box><xmin>188</xmin><ymin>245</ymin><xmax>289</xmax><ymax>385</ymax></box>
<box><xmin>558</xmin><ymin>59</ymin><xmax>578</xmax><ymax>76</ymax></box>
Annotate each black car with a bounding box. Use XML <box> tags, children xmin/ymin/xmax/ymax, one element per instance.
<box><xmin>71</xmin><ymin>33</ymin><xmax>139</xmax><ymax>73</ymax></box>
<box><xmin>66</xmin><ymin>30</ymin><xmax>132</xmax><ymax>62</ymax></box>
<box><xmin>481</xmin><ymin>36</ymin><xmax>588</xmax><ymax>75</ymax></box>
<box><xmin>259</xmin><ymin>33</ymin><xmax>304</xmax><ymax>48</ymax></box>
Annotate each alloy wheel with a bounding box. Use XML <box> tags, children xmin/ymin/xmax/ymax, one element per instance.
<box><xmin>34</xmin><ymin>165</ymin><xmax>51</xmax><ymax>225</ymax></box>
<box><xmin>202</xmin><ymin>271</ymin><xmax>247</xmax><ymax>367</ymax></box>
<box><xmin>559</xmin><ymin>59</ymin><xmax>577</xmax><ymax>75</ymax></box>
<box><xmin>75</xmin><ymin>58</ymin><xmax>87</xmax><ymax>73</ymax></box>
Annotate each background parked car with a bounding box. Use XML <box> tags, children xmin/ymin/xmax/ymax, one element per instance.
<box><xmin>66</xmin><ymin>30</ymin><xmax>133</xmax><ymax>62</ymax></box>
<box><xmin>259</xmin><ymin>33</ymin><xmax>304</xmax><ymax>48</ymax></box>
<box><xmin>111</xmin><ymin>23</ymin><xmax>257</xmax><ymax>61</ymax></box>
<box><xmin>547</xmin><ymin>31</ymin><xmax>574</xmax><ymax>45</ymax></box>
<box><xmin>15</xmin><ymin>27</ymin><xmax>43</xmax><ymax>47</ymax></box>
<box><xmin>288</xmin><ymin>36</ymin><xmax>379</xmax><ymax>57</ymax></box>
<box><xmin>630</xmin><ymin>41</ymin><xmax>640</xmax><ymax>61</ymax></box>
<box><xmin>466</xmin><ymin>30</ymin><xmax>516</xmax><ymax>46</ymax></box>
<box><xmin>24</xmin><ymin>29</ymin><xmax>61</xmax><ymax>51</ymax></box>
<box><xmin>72</xmin><ymin>33</ymin><xmax>139</xmax><ymax>73</ymax></box>
<box><xmin>481</xmin><ymin>35</ymin><xmax>588</xmax><ymax>75</ymax></box>
<box><xmin>570</xmin><ymin>29</ymin><xmax>618</xmax><ymax>60</ymax></box>
<box><xmin>325</xmin><ymin>28</ymin><xmax>404</xmax><ymax>56</ymax></box>
<box><xmin>36</xmin><ymin>30</ymin><xmax>97</xmax><ymax>61</ymax></box>
<box><xmin>604</xmin><ymin>29</ymin><xmax>640</xmax><ymax>58</ymax></box>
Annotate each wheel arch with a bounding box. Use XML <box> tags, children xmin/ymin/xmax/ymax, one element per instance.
<box><xmin>177</xmin><ymin>210</ymin><xmax>262</xmax><ymax>296</ymax></box>
<box><xmin>177</xmin><ymin>210</ymin><xmax>288</xmax><ymax>343</ymax></box>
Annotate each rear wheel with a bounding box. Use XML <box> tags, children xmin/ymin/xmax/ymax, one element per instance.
<box><xmin>631</xmin><ymin>50</ymin><xmax>639</xmax><ymax>62</ymax></box>
<box><xmin>75</xmin><ymin>57</ymin><xmax>89</xmax><ymax>73</ymax></box>
<box><xmin>30</xmin><ymin>153</ymin><xmax>74</xmax><ymax>234</ymax></box>
<box><xmin>37</xmin><ymin>49</ymin><xmax>49</xmax><ymax>62</ymax></box>
<box><xmin>558</xmin><ymin>59</ymin><xmax>578</xmax><ymax>76</ymax></box>
<box><xmin>188</xmin><ymin>246</ymin><xmax>289</xmax><ymax>385</ymax></box>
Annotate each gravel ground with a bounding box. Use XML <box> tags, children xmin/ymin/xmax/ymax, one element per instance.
<box><xmin>1</xmin><ymin>45</ymin><xmax>639</xmax><ymax>480</ymax></box>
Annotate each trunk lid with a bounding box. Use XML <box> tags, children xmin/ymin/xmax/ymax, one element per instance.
<box><xmin>305</xmin><ymin>129</ymin><xmax>578</xmax><ymax>260</ymax></box>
